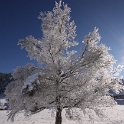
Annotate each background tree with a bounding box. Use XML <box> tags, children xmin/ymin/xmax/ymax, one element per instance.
<box><xmin>0</xmin><ymin>73</ymin><xmax>12</xmax><ymax>96</ymax></box>
<box><xmin>5</xmin><ymin>1</ymin><xmax>124</xmax><ymax>124</ymax></box>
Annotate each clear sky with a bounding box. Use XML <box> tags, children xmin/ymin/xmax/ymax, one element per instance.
<box><xmin>0</xmin><ymin>0</ymin><xmax>124</xmax><ymax>76</ymax></box>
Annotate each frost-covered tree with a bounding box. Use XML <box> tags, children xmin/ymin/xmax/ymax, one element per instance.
<box><xmin>5</xmin><ymin>1</ymin><xmax>124</xmax><ymax>124</ymax></box>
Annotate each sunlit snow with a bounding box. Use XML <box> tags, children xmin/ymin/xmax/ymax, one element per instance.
<box><xmin>21</xmin><ymin>73</ymin><xmax>42</xmax><ymax>93</ymax></box>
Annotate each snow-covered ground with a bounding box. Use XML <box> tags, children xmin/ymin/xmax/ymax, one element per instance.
<box><xmin>0</xmin><ymin>105</ymin><xmax>124</xmax><ymax>124</ymax></box>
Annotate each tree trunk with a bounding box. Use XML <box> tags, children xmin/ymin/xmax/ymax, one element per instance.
<box><xmin>55</xmin><ymin>79</ymin><xmax>62</xmax><ymax>124</ymax></box>
<box><xmin>55</xmin><ymin>107</ymin><xmax>62</xmax><ymax>124</ymax></box>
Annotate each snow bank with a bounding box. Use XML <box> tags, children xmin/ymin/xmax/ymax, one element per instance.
<box><xmin>21</xmin><ymin>73</ymin><xmax>41</xmax><ymax>94</ymax></box>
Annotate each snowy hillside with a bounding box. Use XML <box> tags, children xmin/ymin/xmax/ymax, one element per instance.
<box><xmin>0</xmin><ymin>105</ymin><xmax>124</xmax><ymax>124</ymax></box>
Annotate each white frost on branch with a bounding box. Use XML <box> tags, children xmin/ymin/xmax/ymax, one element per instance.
<box><xmin>112</xmin><ymin>65</ymin><xmax>124</xmax><ymax>77</ymax></box>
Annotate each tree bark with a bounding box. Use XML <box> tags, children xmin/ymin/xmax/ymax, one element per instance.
<box><xmin>55</xmin><ymin>107</ymin><xmax>62</xmax><ymax>124</ymax></box>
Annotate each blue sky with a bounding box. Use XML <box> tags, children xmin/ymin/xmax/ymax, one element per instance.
<box><xmin>0</xmin><ymin>0</ymin><xmax>124</xmax><ymax>76</ymax></box>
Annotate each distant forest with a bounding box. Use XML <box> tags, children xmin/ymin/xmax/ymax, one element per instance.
<box><xmin>0</xmin><ymin>73</ymin><xmax>12</xmax><ymax>95</ymax></box>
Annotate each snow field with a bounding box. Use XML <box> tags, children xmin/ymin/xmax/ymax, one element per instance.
<box><xmin>0</xmin><ymin>105</ymin><xmax>124</xmax><ymax>124</ymax></box>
